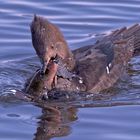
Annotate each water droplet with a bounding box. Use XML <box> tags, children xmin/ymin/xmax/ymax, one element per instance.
<box><xmin>76</xmin><ymin>87</ymin><xmax>79</xmax><ymax>90</ymax></box>
<box><xmin>106</xmin><ymin>66</ymin><xmax>110</xmax><ymax>74</ymax></box>
<box><xmin>10</xmin><ymin>89</ymin><xmax>16</xmax><ymax>95</ymax></box>
<box><xmin>66</xmin><ymin>95</ymin><xmax>69</xmax><ymax>99</ymax></box>
<box><xmin>79</xmin><ymin>79</ymin><xmax>83</xmax><ymax>84</ymax></box>
<box><xmin>109</xmin><ymin>63</ymin><xmax>112</xmax><ymax>67</ymax></box>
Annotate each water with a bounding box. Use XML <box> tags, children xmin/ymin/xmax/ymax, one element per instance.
<box><xmin>0</xmin><ymin>0</ymin><xmax>140</xmax><ymax>139</ymax></box>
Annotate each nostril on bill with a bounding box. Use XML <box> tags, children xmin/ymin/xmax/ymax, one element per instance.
<box><xmin>41</xmin><ymin>64</ymin><xmax>47</xmax><ymax>75</ymax></box>
<box><xmin>40</xmin><ymin>58</ymin><xmax>50</xmax><ymax>75</ymax></box>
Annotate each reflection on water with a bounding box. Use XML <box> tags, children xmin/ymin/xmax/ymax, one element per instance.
<box><xmin>34</xmin><ymin>106</ymin><xmax>77</xmax><ymax>140</ymax></box>
<box><xmin>0</xmin><ymin>0</ymin><xmax>140</xmax><ymax>140</ymax></box>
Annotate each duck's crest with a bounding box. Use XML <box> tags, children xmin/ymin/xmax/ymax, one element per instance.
<box><xmin>33</xmin><ymin>14</ymin><xmax>38</xmax><ymax>21</ymax></box>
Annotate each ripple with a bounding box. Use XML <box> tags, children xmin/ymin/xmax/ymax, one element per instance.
<box><xmin>0</xmin><ymin>104</ymin><xmax>41</xmax><ymax>140</ymax></box>
<box><xmin>75</xmin><ymin>105</ymin><xmax>140</xmax><ymax>140</ymax></box>
<box><xmin>0</xmin><ymin>0</ymin><xmax>140</xmax><ymax>140</ymax></box>
<box><xmin>7</xmin><ymin>113</ymin><xmax>20</xmax><ymax>117</ymax></box>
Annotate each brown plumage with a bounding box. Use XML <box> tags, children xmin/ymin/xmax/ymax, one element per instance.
<box><xmin>30</xmin><ymin>15</ymin><xmax>75</xmax><ymax>74</ymax></box>
<box><xmin>26</xmin><ymin>17</ymin><xmax>140</xmax><ymax>99</ymax></box>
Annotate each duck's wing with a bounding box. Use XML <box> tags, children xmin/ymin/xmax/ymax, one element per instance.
<box><xmin>73</xmin><ymin>24</ymin><xmax>140</xmax><ymax>93</ymax></box>
<box><xmin>72</xmin><ymin>45</ymin><xmax>107</xmax><ymax>92</ymax></box>
<box><xmin>89</xmin><ymin>38</ymin><xmax>133</xmax><ymax>93</ymax></box>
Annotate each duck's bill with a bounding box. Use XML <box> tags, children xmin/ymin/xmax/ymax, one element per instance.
<box><xmin>41</xmin><ymin>64</ymin><xmax>47</xmax><ymax>75</ymax></box>
<box><xmin>41</xmin><ymin>58</ymin><xmax>50</xmax><ymax>75</ymax></box>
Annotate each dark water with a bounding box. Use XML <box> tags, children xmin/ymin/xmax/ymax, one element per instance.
<box><xmin>0</xmin><ymin>0</ymin><xmax>140</xmax><ymax>140</ymax></box>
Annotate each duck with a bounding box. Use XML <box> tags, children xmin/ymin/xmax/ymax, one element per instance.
<box><xmin>25</xmin><ymin>15</ymin><xmax>140</xmax><ymax>100</ymax></box>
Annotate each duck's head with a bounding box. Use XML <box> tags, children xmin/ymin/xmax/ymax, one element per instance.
<box><xmin>30</xmin><ymin>15</ymin><xmax>66</xmax><ymax>74</ymax></box>
<box><xmin>41</xmin><ymin>42</ymin><xmax>66</xmax><ymax>75</ymax></box>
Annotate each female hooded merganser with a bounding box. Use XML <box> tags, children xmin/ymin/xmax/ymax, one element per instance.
<box><xmin>26</xmin><ymin>15</ymin><xmax>140</xmax><ymax>100</ymax></box>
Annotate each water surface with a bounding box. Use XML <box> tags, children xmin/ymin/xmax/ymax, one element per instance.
<box><xmin>0</xmin><ymin>0</ymin><xmax>140</xmax><ymax>140</ymax></box>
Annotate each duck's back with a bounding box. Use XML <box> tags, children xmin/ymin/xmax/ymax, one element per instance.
<box><xmin>73</xmin><ymin>24</ymin><xmax>140</xmax><ymax>93</ymax></box>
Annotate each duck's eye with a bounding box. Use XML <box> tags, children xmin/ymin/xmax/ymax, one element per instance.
<box><xmin>51</xmin><ymin>45</ymin><xmax>54</xmax><ymax>49</ymax></box>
